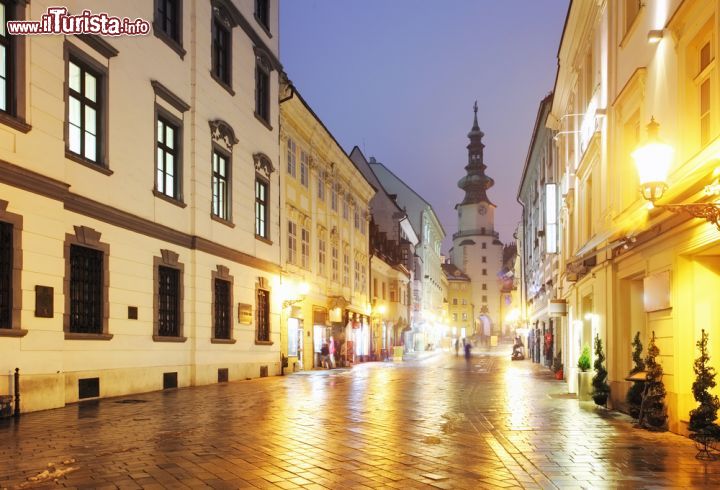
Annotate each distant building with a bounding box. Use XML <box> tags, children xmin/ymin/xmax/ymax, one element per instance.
<box><xmin>350</xmin><ymin>148</ymin><xmax>417</xmax><ymax>358</ymax></box>
<box><xmin>367</xmin><ymin>158</ymin><xmax>446</xmax><ymax>351</ymax></box>
<box><xmin>517</xmin><ymin>93</ymin><xmax>561</xmax><ymax>368</ymax></box>
<box><xmin>450</xmin><ymin>103</ymin><xmax>504</xmax><ymax>336</ymax></box>
<box><xmin>442</xmin><ymin>263</ymin><xmax>473</xmax><ymax>340</ymax></box>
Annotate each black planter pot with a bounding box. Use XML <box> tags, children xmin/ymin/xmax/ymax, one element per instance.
<box><xmin>593</xmin><ymin>393</ymin><xmax>608</xmax><ymax>406</ymax></box>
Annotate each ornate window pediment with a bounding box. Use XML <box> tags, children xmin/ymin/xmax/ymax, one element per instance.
<box><xmin>209</xmin><ymin>119</ymin><xmax>239</xmax><ymax>151</ymax></box>
<box><xmin>253</xmin><ymin>152</ymin><xmax>275</xmax><ymax>177</ymax></box>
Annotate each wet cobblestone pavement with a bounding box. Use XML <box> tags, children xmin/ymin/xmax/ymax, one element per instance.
<box><xmin>2</xmin><ymin>350</ymin><xmax>720</xmax><ymax>489</ymax></box>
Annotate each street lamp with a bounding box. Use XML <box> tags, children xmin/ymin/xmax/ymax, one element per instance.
<box><xmin>632</xmin><ymin>117</ymin><xmax>720</xmax><ymax>230</ymax></box>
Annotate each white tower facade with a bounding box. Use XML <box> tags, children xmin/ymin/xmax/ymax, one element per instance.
<box><xmin>451</xmin><ymin>103</ymin><xmax>504</xmax><ymax>334</ymax></box>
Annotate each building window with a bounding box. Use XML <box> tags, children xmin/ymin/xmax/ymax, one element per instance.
<box><xmin>453</xmin><ymin>313</ymin><xmax>458</xmax><ymax>321</ymax></box>
<box><xmin>67</xmin><ymin>57</ymin><xmax>103</xmax><ymax>164</ymax></box>
<box><xmin>255</xmin><ymin>58</ymin><xmax>270</xmax><ymax>124</ymax></box>
<box><xmin>360</xmin><ymin>211</ymin><xmax>367</xmax><ymax>235</ymax></box>
<box><xmin>482</xmin><ymin>242</ymin><xmax>486</xmax><ymax>249</ymax></box>
<box><xmin>373</xmin><ymin>277</ymin><xmax>378</xmax><ymax>297</ymax></box>
<box><xmin>255</xmin><ymin>0</ymin><xmax>270</xmax><ymax>31</ymax></box>
<box><xmin>156</xmin><ymin>115</ymin><xmax>181</xmax><ymax>200</ymax></box>
<box><xmin>211</xmin><ymin>149</ymin><xmax>230</xmax><ymax>221</ymax></box>
<box><xmin>482</xmin><ymin>295</ymin><xmax>487</xmax><ymax>303</ymax></box>
<box><xmin>462</xmin><ymin>299</ymin><xmax>467</xmax><ymax>305</ymax></box>
<box><xmin>482</xmin><ymin>269</ymin><xmax>487</xmax><ymax>275</ymax></box>
<box><xmin>0</xmin><ymin>221</ymin><xmax>11</xmax><ymax>329</ymax></box>
<box><xmin>256</xmin><ymin>287</ymin><xmax>270</xmax><ymax>342</ymax></box>
<box><xmin>452</xmin><ymin>298</ymin><xmax>458</xmax><ymax>306</ymax></box>
<box><xmin>331</xmin><ymin>184</ymin><xmax>338</xmax><ymax>211</ymax></box>
<box><xmin>700</xmin><ymin>41</ymin><xmax>712</xmax><ymax>147</ymax></box>
<box><xmin>0</xmin><ymin>2</ymin><xmax>13</xmax><ymax>115</ymax></box>
<box><xmin>69</xmin><ymin>245</ymin><xmax>104</xmax><ymax>334</ymax></box>
<box><xmin>482</xmin><ymin>283</ymin><xmax>487</xmax><ymax>290</ymax></box>
<box><xmin>317</xmin><ymin>173</ymin><xmax>325</xmax><ymax>201</ymax></box>
<box><xmin>343</xmin><ymin>244</ymin><xmax>350</xmax><ymax>287</ymax></box>
<box><xmin>211</xmin><ymin>9</ymin><xmax>232</xmax><ymax>88</ymax></box>
<box><xmin>157</xmin><ymin>266</ymin><xmax>181</xmax><ymax>337</ymax></box>
<box><xmin>287</xmin><ymin>220</ymin><xmax>297</xmax><ymax>264</ymax></box>
<box><xmin>287</xmin><ymin>138</ymin><xmax>296</xmax><ymax>178</ymax></box>
<box><xmin>318</xmin><ymin>232</ymin><xmax>326</xmax><ymax>276</ymax></box>
<box><xmin>213</xmin><ymin>278</ymin><xmax>231</xmax><ymax>340</ymax></box>
<box><xmin>331</xmin><ymin>244</ymin><xmax>339</xmax><ymax>282</ymax></box>
<box><xmin>343</xmin><ymin>195</ymin><xmax>349</xmax><ymax>220</ymax></box>
<box><xmin>301</xmin><ymin>226</ymin><xmax>310</xmax><ymax>269</ymax></box>
<box><xmin>300</xmin><ymin>150</ymin><xmax>309</xmax><ymax>187</ymax></box>
<box><xmin>255</xmin><ymin>178</ymin><xmax>268</xmax><ymax>238</ymax></box>
<box><xmin>354</xmin><ymin>208</ymin><xmax>360</xmax><ymax>230</ymax></box>
<box><xmin>462</xmin><ymin>313</ymin><xmax>468</xmax><ymax>321</ymax></box>
<box><xmin>381</xmin><ymin>282</ymin><xmax>386</xmax><ymax>300</ymax></box>
<box><xmin>482</xmin><ymin>256</ymin><xmax>486</xmax><ymax>263</ymax></box>
<box><xmin>154</xmin><ymin>0</ymin><xmax>182</xmax><ymax>48</ymax></box>
<box><xmin>354</xmin><ymin>258</ymin><xmax>361</xmax><ymax>291</ymax></box>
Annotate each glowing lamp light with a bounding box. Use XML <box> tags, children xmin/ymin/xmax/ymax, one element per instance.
<box><xmin>632</xmin><ymin>117</ymin><xmax>673</xmax><ymax>202</ymax></box>
<box><xmin>647</xmin><ymin>29</ymin><xmax>664</xmax><ymax>43</ymax></box>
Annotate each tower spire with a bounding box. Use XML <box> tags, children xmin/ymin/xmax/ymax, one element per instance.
<box><xmin>457</xmin><ymin>101</ymin><xmax>494</xmax><ymax>205</ymax></box>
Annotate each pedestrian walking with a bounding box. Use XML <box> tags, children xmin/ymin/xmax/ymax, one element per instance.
<box><xmin>329</xmin><ymin>336</ymin><xmax>336</xmax><ymax>368</ymax></box>
<box><xmin>464</xmin><ymin>341</ymin><xmax>472</xmax><ymax>361</ymax></box>
<box><xmin>320</xmin><ymin>342</ymin><xmax>330</xmax><ymax>369</ymax></box>
<box><xmin>454</xmin><ymin>338</ymin><xmax>460</xmax><ymax>357</ymax></box>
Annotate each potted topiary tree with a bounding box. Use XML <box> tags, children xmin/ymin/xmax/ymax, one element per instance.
<box><xmin>689</xmin><ymin>329</ymin><xmax>720</xmax><ymax>460</ymax></box>
<box><xmin>577</xmin><ymin>344</ymin><xmax>592</xmax><ymax>401</ymax></box>
<box><xmin>639</xmin><ymin>331</ymin><xmax>667</xmax><ymax>431</ymax></box>
<box><xmin>553</xmin><ymin>350</ymin><xmax>563</xmax><ymax>380</ymax></box>
<box><xmin>592</xmin><ymin>334</ymin><xmax>610</xmax><ymax>406</ymax></box>
<box><xmin>626</xmin><ymin>331</ymin><xmax>645</xmax><ymax>419</ymax></box>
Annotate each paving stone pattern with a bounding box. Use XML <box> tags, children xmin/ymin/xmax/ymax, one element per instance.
<box><xmin>1</xmin><ymin>350</ymin><xmax>720</xmax><ymax>489</ymax></box>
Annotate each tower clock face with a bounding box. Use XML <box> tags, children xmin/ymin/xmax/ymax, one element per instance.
<box><xmin>478</xmin><ymin>205</ymin><xmax>486</xmax><ymax>215</ymax></box>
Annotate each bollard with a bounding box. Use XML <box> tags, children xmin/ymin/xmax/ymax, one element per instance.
<box><xmin>13</xmin><ymin>367</ymin><xmax>19</xmax><ymax>417</ymax></box>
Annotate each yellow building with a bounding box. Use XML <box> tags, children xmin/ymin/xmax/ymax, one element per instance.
<box><xmin>550</xmin><ymin>0</ymin><xmax>720</xmax><ymax>434</ymax></box>
<box><xmin>278</xmin><ymin>82</ymin><xmax>374</xmax><ymax>370</ymax></box>
<box><xmin>442</xmin><ymin>263</ymin><xmax>473</xmax><ymax>341</ymax></box>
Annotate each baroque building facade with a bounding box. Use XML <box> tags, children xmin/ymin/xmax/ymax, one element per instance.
<box><xmin>0</xmin><ymin>0</ymin><xmax>283</xmax><ymax>412</ymax></box>
<box><xmin>278</xmin><ymin>84</ymin><xmax>373</xmax><ymax>369</ymax></box>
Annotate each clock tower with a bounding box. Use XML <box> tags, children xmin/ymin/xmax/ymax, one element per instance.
<box><xmin>450</xmin><ymin>102</ymin><xmax>504</xmax><ymax>337</ymax></box>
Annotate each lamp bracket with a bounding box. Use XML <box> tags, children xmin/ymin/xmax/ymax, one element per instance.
<box><xmin>656</xmin><ymin>203</ymin><xmax>720</xmax><ymax>231</ymax></box>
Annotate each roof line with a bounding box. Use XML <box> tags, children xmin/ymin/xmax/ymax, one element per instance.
<box><xmin>517</xmin><ymin>92</ymin><xmax>554</xmax><ymax>203</ymax></box>
<box><xmin>369</xmin><ymin>160</ymin><xmax>447</xmax><ymax>236</ymax></box>
<box><xmin>349</xmin><ymin>146</ymin><xmax>405</xmax><ymax>216</ymax></box>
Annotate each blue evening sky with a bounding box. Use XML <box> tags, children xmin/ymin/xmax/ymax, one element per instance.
<box><xmin>280</xmin><ymin>0</ymin><xmax>569</xmax><ymax>249</ymax></box>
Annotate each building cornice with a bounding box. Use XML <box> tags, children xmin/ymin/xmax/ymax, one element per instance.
<box><xmin>0</xmin><ymin>159</ymin><xmax>281</xmax><ymax>274</ymax></box>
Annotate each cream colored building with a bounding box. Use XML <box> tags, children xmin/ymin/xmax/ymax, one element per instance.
<box><xmin>0</xmin><ymin>0</ymin><xmax>283</xmax><ymax>413</ymax></box>
<box><xmin>550</xmin><ymin>0</ymin><xmax>720</xmax><ymax>434</ymax></box>
<box><xmin>278</xmin><ymin>83</ymin><xmax>374</xmax><ymax>369</ymax></box>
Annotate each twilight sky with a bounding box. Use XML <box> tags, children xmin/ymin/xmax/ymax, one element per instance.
<box><xmin>280</xmin><ymin>0</ymin><xmax>569</xmax><ymax>250</ymax></box>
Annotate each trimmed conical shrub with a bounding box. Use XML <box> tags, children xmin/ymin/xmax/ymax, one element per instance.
<box><xmin>592</xmin><ymin>334</ymin><xmax>610</xmax><ymax>406</ymax></box>
<box><xmin>626</xmin><ymin>331</ymin><xmax>645</xmax><ymax>418</ymax></box>
<box><xmin>640</xmin><ymin>331</ymin><xmax>667</xmax><ymax>431</ymax></box>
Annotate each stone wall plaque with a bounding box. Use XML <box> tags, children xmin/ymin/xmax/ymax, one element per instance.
<box><xmin>35</xmin><ymin>286</ymin><xmax>53</xmax><ymax>318</ymax></box>
<box><xmin>238</xmin><ymin>303</ymin><xmax>253</xmax><ymax>324</ymax></box>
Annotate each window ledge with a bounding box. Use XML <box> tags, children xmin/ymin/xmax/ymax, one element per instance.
<box><xmin>210</xmin><ymin>72</ymin><xmax>235</xmax><ymax>96</ymax></box>
<box><xmin>255</xmin><ymin>340</ymin><xmax>273</xmax><ymax>346</ymax></box>
<box><xmin>211</xmin><ymin>338</ymin><xmax>237</xmax><ymax>344</ymax></box>
<box><xmin>153</xmin><ymin>189</ymin><xmax>187</xmax><ymax>208</ymax></box>
<box><xmin>152</xmin><ymin>25</ymin><xmax>186</xmax><ymax>59</ymax></box>
<box><xmin>254</xmin><ymin>112</ymin><xmax>274</xmax><ymax>131</ymax></box>
<box><xmin>66</xmin><ymin>151</ymin><xmax>113</xmax><ymax>175</ymax></box>
<box><xmin>152</xmin><ymin>335</ymin><xmax>187</xmax><ymax>343</ymax></box>
<box><xmin>0</xmin><ymin>328</ymin><xmax>28</xmax><ymax>337</ymax></box>
<box><xmin>211</xmin><ymin>214</ymin><xmax>235</xmax><ymax>228</ymax></box>
<box><xmin>255</xmin><ymin>235</ymin><xmax>273</xmax><ymax>245</ymax></box>
<box><xmin>65</xmin><ymin>332</ymin><xmax>113</xmax><ymax>341</ymax></box>
<box><xmin>253</xmin><ymin>14</ymin><xmax>273</xmax><ymax>38</ymax></box>
<box><xmin>0</xmin><ymin>113</ymin><xmax>31</xmax><ymax>133</ymax></box>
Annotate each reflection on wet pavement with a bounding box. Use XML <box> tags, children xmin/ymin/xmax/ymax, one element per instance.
<box><xmin>1</xmin><ymin>349</ymin><xmax>719</xmax><ymax>489</ymax></box>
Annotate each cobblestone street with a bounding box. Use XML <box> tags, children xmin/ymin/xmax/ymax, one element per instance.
<box><xmin>2</xmin><ymin>350</ymin><xmax>719</xmax><ymax>489</ymax></box>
